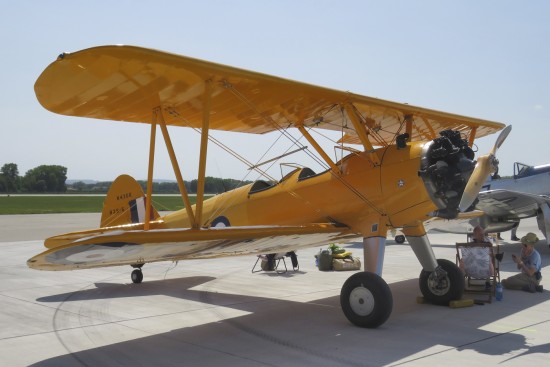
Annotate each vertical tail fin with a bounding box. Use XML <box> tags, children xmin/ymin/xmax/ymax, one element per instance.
<box><xmin>100</xmin><ymin>174</ymin><xmax>160</xmax><ymax>227</ymax></box>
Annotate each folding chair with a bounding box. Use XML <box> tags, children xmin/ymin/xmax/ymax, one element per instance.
<box><xmin>252</xmin><ymin>252</ymin><xmax>299</xmax><ymax>274</ymax></box>
<box><xmin>456</xmin><ymin>240</ymin><xmax>500</xmax><ymax>303</ymax></box>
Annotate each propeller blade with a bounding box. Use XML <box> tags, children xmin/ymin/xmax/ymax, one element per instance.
<box><xmin>459</xmin><ymin>125</ymin><xmax>512</xmax><ymax>212</ymax></box>
<box><xmin>490</xmin><ymin>124</ymin><xmax>512</xmax><ymax>155</ymax></box>
<box><xmin>459</xmin><ymin>155</ymin><xmax>491</xmax><ymax>211</ymax></box>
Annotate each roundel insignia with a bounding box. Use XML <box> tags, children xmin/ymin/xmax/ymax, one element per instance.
<box><xmin>211</xmin><ymin>216</ymin><xmax>230</xmax><ymax>228</ymax></box>
<box><xmin>398</xmin><ymin>179</ymin><xmax>405</xmax><ymax>187</ymax></box>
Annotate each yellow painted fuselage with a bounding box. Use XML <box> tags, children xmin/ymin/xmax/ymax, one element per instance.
<box><xmin>163</xmin><ymin>142</ymin><xmax>434</xmax><ymax>236</ymax></box>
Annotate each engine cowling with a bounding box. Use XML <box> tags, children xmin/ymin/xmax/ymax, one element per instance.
<box><xmin>419</xmin><ymin>130</ymin><xmax>476</xmax><ymax>219</ymax></box>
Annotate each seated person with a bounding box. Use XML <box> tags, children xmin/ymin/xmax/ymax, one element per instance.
<box><xmin>469</xmin><ymin>225</ymin><xmax>503</xmax><ymax>261</ymax></box>
<box><xmin>502</xmin><ymin>232</ymin><xmax>543</xmax><ymax>293</ymax></box>
<box><xmin>459</xmin><ymin>226</ymin><xmax>495</xmax><ymax>290</ymax></box>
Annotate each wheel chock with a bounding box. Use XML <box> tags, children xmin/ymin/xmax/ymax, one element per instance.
<box><xmin>449</xmin><ymin>299</ymin><xmax>474</xmax><ymax>308</ymax></box>
<box><xmin>416</xmin><ymin>296</ymin><xmax>427</xmax><ymax>304</ymax></box>
<box><xmin>416</xmin><ymin>296</ymin><xmax>474</xmax><ymax>308</ymax></box>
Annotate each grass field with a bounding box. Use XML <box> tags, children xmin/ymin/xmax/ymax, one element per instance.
<box><xmin>0</xmin><ymin>195</ymin><xmax>205</xmax><ymax>215</ymax></box>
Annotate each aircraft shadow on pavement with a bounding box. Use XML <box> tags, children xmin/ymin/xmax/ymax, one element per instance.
<box><xmin>36</xmin><ymin>276</ymin><xmax>218</xmax><ymax>304</ymax></box>
<box><xmin>30</xmin><ymin>275</ymin><xmax>550</xmax><ymax>367</ymax></box>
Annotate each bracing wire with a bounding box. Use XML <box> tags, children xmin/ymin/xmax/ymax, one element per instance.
<box><xmin>161</xmin><ymin>83</ymin><xmax>387</xmax><ymax>223</ymax></box>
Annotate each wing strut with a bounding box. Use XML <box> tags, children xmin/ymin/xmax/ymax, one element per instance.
<box><xmin>405</xmin><ymin>115</ymin><xmax>413</xmax><ymax>138</ymax></box>
<box><xmin>468</xmin><ymin>126</ymin><xmax>477</xmax><ymax>147</ymax></box>
<box><xmin>144</xmin><ymin>116</ymin><xmax>157</xmax><ymax>231</ymax></box>
<box><xmin>157</xmin><ymin>108</ymin><xmax>197</xmax><ymax>228</ymax></box>
<box><xmin>195</xmin><ymin>80</ymin><xmax>214</xmax><ymax>228</ymax></box>
<box><xmin>297</xmin><ymin>125</ymin><xmax>340</xmax><ymax>173</ymax></box>
<box><xmin>343</xmin><ymin>103</ymin><xmax>380</xmax><ymax>165</ymax></box>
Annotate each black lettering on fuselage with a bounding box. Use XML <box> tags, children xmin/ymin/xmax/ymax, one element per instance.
<box><xmin>116</xmin><ymin>192</ymin><xmax>132</xmax><ymax>201</ymax></box>
<box><xmin>109</xmin><ymin>207</ymin><xmax>126</xmax><ymax>215</ymax></box>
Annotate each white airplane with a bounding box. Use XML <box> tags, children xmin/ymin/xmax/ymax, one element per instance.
<box><xmin>417</xmin><ymin>161</ymin><xmax>550</xmax><ymax>244</ymax></box>
<box><xmin>484</xmin><ymin>162</ymin><xmax>550</xmax><ymax>196</ymax></box>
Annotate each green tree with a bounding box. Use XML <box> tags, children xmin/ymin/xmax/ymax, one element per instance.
<box><xmin>71</xmin><ymin>181</ymin><xmax>87</xmax><ymax>192</ymax></box>
<box><xmin>0</xmin><ymin>163</ymin><xmax>20</xmax><ymax>193</ymax></box>
<box><xmin>23</xmin><ymin>165</ymin><xmax>67</xmax><ymax>193</ymax></box>
<box><xmin>188</xmin><ymin>177</ymin><xmax>251</xmax><ymax>194</ymax></box>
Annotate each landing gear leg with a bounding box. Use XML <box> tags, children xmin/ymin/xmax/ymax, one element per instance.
<box><xmin>407</xmin><ymin>233</ymin><xmax>464</xmax><ymax>304</ymax></box>
<box><xmin>131</xmin><ymin>265</ymin><xmax>143</xmax><ymax>284</ymax></box>
<box><xmin>419</xmin><ymin>259</ymin><xmax>464</xmax><ymax>304</ymax></box>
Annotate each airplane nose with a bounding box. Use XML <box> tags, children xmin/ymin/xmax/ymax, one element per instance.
<box><xmin>418</xmin><ymin>129</ymin><xmax>476</xmax><ymax>219</ymax></box>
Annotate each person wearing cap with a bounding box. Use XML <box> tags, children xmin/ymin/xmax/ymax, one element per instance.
<box><xmin>502</xmin><ymin>232</ymin><xmax>543</xmax><ymax>293</ymax></box>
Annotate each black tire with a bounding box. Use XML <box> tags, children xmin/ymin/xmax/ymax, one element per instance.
<box><xmin>131</xmin><ymin>269</ymin><xmax>143</xmax><ymax>284</ymax></box>
<box><xmin>340</xmin><ymin>272</ymin><xmax>393</xmax><ymax>328</ymax></box>
<box><xmin>419</xmin><ymin>259</ymin><xmax>464</xmax><ymax>305</ymax></box>
<box><xmin>395</xmin><ymin>235</ymin><xmax>406</xmax><ymax>244</ymax></box>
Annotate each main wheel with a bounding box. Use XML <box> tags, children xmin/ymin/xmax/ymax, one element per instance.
<box><xmin>131</xmin><ymin>269</ymin><xmax>143</xmax><ymax>284</ymax></box>
<box><xmin>340</xmin><ymin>272</ymin><xmax>393</xmax><ymax>328</ymax></box>
<box><xmin>419</xmin><ymin>259</ymin><xmax>464</xmax><ymax>305</ymax></box>
<box><xmin>395</xmin><ymin>235</ymin><xmax>406</xmax><ymax>244</ymax></box>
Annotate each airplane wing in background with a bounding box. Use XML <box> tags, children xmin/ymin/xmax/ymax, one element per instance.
<box><xmin>428</xmin><ymin>190</ymin><xmax>550</xmax><ymax>243</ymax></box>
<box><xmin>27</xmin><ymin>224</ymin><xmax>356</xmax><ymax>270</ymax></box>
<box><xmin>476</xmin><ymin>189</ymin><xmax>550</xmax><ymax>220</ymax></box>
<box><xmin>478</xmin><ymin>189</ymin><xmax>550</xmax><ymax>242</ymax></box>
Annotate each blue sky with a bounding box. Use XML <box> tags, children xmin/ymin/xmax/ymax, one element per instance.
<box><xmin>1</xmin><ymin>0</ymin><xmax>548</xmax><ymax>181</ymax></box>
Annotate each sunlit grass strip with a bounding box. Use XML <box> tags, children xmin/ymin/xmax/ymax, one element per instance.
<box><xmin>0</xmin><ymin>195</ymin><xmax>210</xmax><ymax>214</ymax></box>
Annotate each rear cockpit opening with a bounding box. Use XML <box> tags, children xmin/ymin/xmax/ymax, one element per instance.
<box><xmin>248</xmin><ymin>180</ymin><xmax>276</xmax><ymax>194</ymax></box>
<box><xmin>298</xmin><ymin>167</ymin><xmax>317</xmax><ymax>180</ymax></box>
<box><xmin>248</xmin><ymin>166</ymin><xmax>322</xmax><ymax>195</ymax></box>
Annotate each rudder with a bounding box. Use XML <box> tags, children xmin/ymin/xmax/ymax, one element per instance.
<box><xmin>100</xmin><ymin>174</ymin><xmax>160</xmax><ymax>227</ymax></box>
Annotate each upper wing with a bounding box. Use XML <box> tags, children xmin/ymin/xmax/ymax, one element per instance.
<box><xmin>476</xmin><ymin>190</ymin><xmax>550</xmax><ymax>220</ymax></box>
<box><xmin>27</xmin><ymin>224</ymin><xmax>356</xmax><ymax>270</ymax></box>
<box><xmin>35</xmin><ymin>45</ymin><xmax>504</xmax><ymax>146</ymax></box>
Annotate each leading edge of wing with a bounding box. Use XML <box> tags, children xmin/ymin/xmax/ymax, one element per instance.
<box><xmin>35</xmin><ymin>45</ymin><xmax>504</xmax><ymax>142</ymax></box>
<box><xmin>477</xmin><ymin>189</ymin><xmax>550</xmax><ymax>219</ymax></box>
<box><xmin>27</xmin><ymin>224</ymin><xmax>356</xmax><ymax>271</ymax></box>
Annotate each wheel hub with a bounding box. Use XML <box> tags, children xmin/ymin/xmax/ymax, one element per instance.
<box><xmin>349</xmin><ymin>286</ymin><xmax>375</xmax><ymax>316</ymax></box>
<box><xmin>427</xmin><ymin>271</ymin><xmax>450</xmax><ymax>296</ymax></box>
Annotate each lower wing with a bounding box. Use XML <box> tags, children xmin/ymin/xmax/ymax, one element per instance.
<box><xmin>27</xmin><ymin>224</ymin><xmax>356</xmax><ymax>270</ymax></box>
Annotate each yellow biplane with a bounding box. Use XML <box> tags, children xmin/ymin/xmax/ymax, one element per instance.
<box><xmin>29</xmin><ymin>45</ymin><xmax>510</xmax><ymax>328</ymax></box>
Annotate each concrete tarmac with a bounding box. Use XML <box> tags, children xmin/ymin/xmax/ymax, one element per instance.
<box><xmin>1</xmin><ymin>214</ymin><xmax>549</xmax><ymax>366</ymax></box>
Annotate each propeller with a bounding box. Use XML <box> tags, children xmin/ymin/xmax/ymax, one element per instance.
<box><xmin>458</xmin><ymin>125</ymin><xmax>512</xmax><ymax>212</ymax></box>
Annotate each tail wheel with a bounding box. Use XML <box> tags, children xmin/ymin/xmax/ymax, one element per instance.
<box><xmin>395</xmin><ymin>235</ymin><xmax>406</xmax><ymax>244</ymax></box>
<box><xmin>340</xmin><ymin>272</ymin><xmax>393</xmax><ymax>328</ymax></box>
<box><xmin>131</xmin><ymin>269</ymin><xmax>143</xmax><ymax>284</ymax></box>
<box><xmin>419</xmin><ymin>259</ymin><xmax>464</xmax><ymax>305</ymax></box>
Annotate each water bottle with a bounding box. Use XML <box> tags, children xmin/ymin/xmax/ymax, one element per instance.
<box><xmin>496</xmin><ymin>282</ymin><xmax>503</xmax><ymax>301</ymax></box>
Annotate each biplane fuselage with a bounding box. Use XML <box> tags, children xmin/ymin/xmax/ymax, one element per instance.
<box><xmin>29</xmin><ymin>45</ymin><xmax>508</xmax><ymax>328</ymax></box>
<box><xmin>165</xmin><ymin>143</ymin><xmax>433</xmax><ymax>235</ymax></box>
